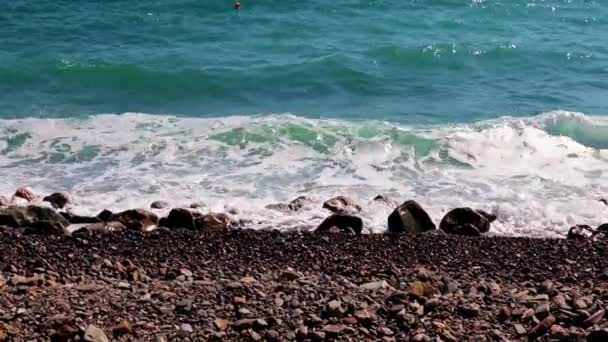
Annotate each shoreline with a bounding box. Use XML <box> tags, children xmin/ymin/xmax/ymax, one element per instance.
<box><xmin>0</xmin><ymin>228</ymin><xmax>607</xmax><ymax>340</ymax></box>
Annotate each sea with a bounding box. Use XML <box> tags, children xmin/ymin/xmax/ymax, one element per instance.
<box><xmin>1</xmin><ymin>0</ymin><xmax>607</xmax><ymax>237</ymax></box>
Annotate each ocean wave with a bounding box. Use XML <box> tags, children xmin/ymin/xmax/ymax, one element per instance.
<box><xmin>0</xmin><ymin>111</ymin><xmax>607</xmax><ymax>237</ymax></box>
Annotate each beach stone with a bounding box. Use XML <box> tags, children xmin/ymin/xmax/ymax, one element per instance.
<box><xmin>409</xmin><ymin>281</ymin><xmax>435</xmax><ymax>299</ymax></box>
<box><xmin>0</xmin><ymin>205</ymin><xmax>69</xmax><ymax>234</ymax></box>
<box><xmin>323</xmin><ymin>196</ymin><xmax>361</xmax><ymax>214</ymax></box>
<box><xmin>458</xmin><ymin>303</ymin><xmax>480</xmax><ymax>318</ymax></box>
<box><xmin>214</xmin><ymin>319</ymin><xmax>230</xmax><ymax>331</ymax></box>
<box><xmin>59</xmin><ymin>212</ymin><xmax>100</xmax><ymax>224</ymax></box>
<box><xmin>316</xmin><ymin>214</ymin><xmax>362</xmax><ymax>234</ymax></box>
<box><xmin>387</xmin><ymin>200</ymin><xmax>436</xmax><ymax>234</ymax></box>
<box><xmin>549</xmin><ymin>325</ymin><xmax>570</xmax><ymax>340</ymax></box>
<box><xmin>266</xmin><ymin>196</ymin><xmax>311</xmax><ymax>212</ymax></box>
<box><xmin>451</xmin><ymin>223</ymin><xmax>481</xmax><ymax>236</ymax></box>
<box><xmin>43</xmin><ymin>192</ymin><xmax>70</xmax><ymax>209</ymax></box>
<box><xmin>265</xmin><ymin>330</ymin><xmax>280</xmax><ymax>341</ymax></box>
<box><xmin>72</xmin><ymin>222</ymin><xmax>126</xmax><ymax>236</ymax></box>
<box><xmin>112</xmin><ymin>320</ymin><xmax>133</xmax><ymax>336</ymax></box>
<box><xmin>360</xmin><ymin>280</ymin><xmax>392</xmax><ymax>291</ymax></box>
<box><xmin>84</xmin><ymin>324</ymin><xmax>109</xmax><ymax>342</ymax></box>
<box><xmin>440</xmin><ymin>208</ymin><xmax>490</xmax><ymax>234</ymax></box>
<box><xmin>535</xmin><ymin>303</ymin><xmax>551</xmax><ymax>319</ymax></box>
<box><xmin>165</xmin><ymin>208</ymin><xmax>195</xmax><ymax>230</ymax></box>
<box><xmin>281</xmin><ymin>268</ymin><xmax>300</xmax><ymax>281</ymax></box>
<box><xmin>195</xmin><ymin>213</ymin><xmax>232</xmax><ymax>230</ymax></box>
<box><xmin>322</xmin><ymin>324</ymin><xmax>345</xmax><ymax>337</ymax></box>
<box><xmin>14</xmin><ymin>186</ymin><xmax>38</xmax><ymax>202</ymax></box>
<box><xmin>109</xmin><ymin>209</ymin><xmax>158</xmax><ymax>231</ymax></box>
<box><xmin>514</xmin><ymin>324</ymin><xmax>527</xmax><ymax>335</ymax></box>
<box><xmin>587</xmin><ymin>329</ymin><xmax>608</xmax><ymax>342</ymax></box>
<box><xmin>412</xmin><ymin>333</ymin><xmax>431</xmax><ymax>342</ymax></box>
<box><xmin>249</xmin><ymin>330</ymin><xmax>262</xmax><ymax>341</ymax></box>
<box><xmin>178</xmin><ymin>323</ymin><xmax>193</xmax><ymax>336</ymax></box>
<box><xmin>584</xmin><ymin>309</ymin><xmax>605</xmax><ymax>326</ymax></box>
<box><xmin>51</xmin><ymin>324</ymin><xmax>79</xmax><ymax>342</ymax></box>
<box><xmin>567</xmin><ymin>225</ymin><xmax>594</xmax><ymax>240</ymax></box>
<box><xmin>150</xmin><ymin>201</ymin><xmax>169</xmax><ymax>209</ymax></box>
<box><xmin>498</xmin><ymin>307</ymin><xmax>511</xmax><ymax>321</ymax></box>
<box><xmin>232</xmin><ymin>319</ymin><xmax>256</xmax><ymax>330</ymax></box>
<box><xmin>97</xmin><ymin>209</ymin><xmax>113</xmax><ymax>222</ymax></box>
<box><xmin>528</xmin><ymin>314</ymin><xmax>555</xmax><ymax>339</ymax></box>
<box><xmin>0</xmin><ymin>196</ymin><xmax>8</xmax><ymax>207</ymax></box>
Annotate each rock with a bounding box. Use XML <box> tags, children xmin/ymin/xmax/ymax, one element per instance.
<box><xmin>72</xmin><ymin>222</ymin><xmax>126</xmax><ymax>236</ymax></box>
<box><xmin>379</xmin><ymin>327</ymin><xmax>394</xmax><ymax>336</ymax></box>
<box><xmin>84</xmin><ymin>324</ymin><xmax>109</xmax><ymax>342</ymax></box>
<box><xmin>60</xmin><ymin>212</ymin><xmax>101</xmax><ymax>224</ymax></box>
<box><xmin>587</xmin><ymin>329</ymin><xmax>608</xmax><ymax>342</ymax></box>
<box><xmin>322</xmin><ymin>324</ymin><xmax>345</xmax><ymax>336</ymax></box>
<box><xmin>112</xmin><ymin>320</ymin><xmax>133</xmax><ymax>336</ymax></box>
<box><xmin>0</xmin><ymin>196</ymin><xmax>9</xmax><ymax>207</ymax></box>
<box><xmin>281</xmin><ymin>268</ymin><xmax>300</xmax><ymax>281</ymax></box>
<box><xmin>316</xmin><ymin>214</ymin><xmax>363</xmax><ymax>234</ymax></box>
<box><xmin>176</xmin><ymin>298</ymin><xmax>194</xmax><ymax>313</ymax></box>
<box><xmin>214</xmin><ymin>319</ymin><xmax>230</xmax><ymax>331</ymax></box>
<box><xmin>109</xmin><ymin>209</ymin><xmax>158</xmax><ymax>231</ymax></box>
<box><xmin>597</xmin><ymin>224</ymin><xmax>608</xmax><ymax>238</ymax></box>
<box><xmin>412</xmin><ymin>333</ymin><xmax>431</xmax><ymax>342</ymax></box>
<box><xmin>249</xmin><ymin>330</ymin><xmax>262</xmax><ymax>341</ymax></box>
<box><xmin>179</xmin><ymin>323</ymin><xmax>193</xmax><ymax>335</ymax></box>
<box><xmin>327</xmin><ymin>300</ymin><xmax>342</xmax><ymax>315</ymax></box>
<box><xmin>310</xmin><ymin>331</ymin><xmax>326</xmax><ymax>341</ymax></box>
<box><xmin>439</xmin><ymin>208</ymin><xmax>490</xmax><ymax>234</ymax></box>
<box><xmin>535</xmin><ymin>303</ymin><xmax>551</xmax><ymax>319</ymax></box>
<box><xmin>14</xmin><ymin>186</ymin><xmax>38</xmax><ymax>202</ymax></box>
<box><xmin>567</xmin><ymin>225</ymin><xmax>594</xmax><ymax>240</ymax></box>
<box><xmin>189</xmin><ymin>202</ymin><xmax>205</xmax><ymax>209</ymax></box>
<box><xmin>549</xmin><ymin>325</ymin><xmax>570</xmax><ymax>340</ymax></box>
<box><xmin>528</xmin><ymin>314</ymin><xmax>555</xmax><ymax>339</ymax></box>
<box><xmin>265</xmin><ymin>330</ymin><xmax>280</xmax><ymax>341</ymax></box>
<box><xmin>43</xmin><ymin>192</ymin><xmax>70</xmax><ymax>209</ymax></box>
<box><xmin>424</xmin><ymin>298</ymin><xmax>441</xmax><ymax>312</ymax></box>
<box><xmin>387</xmin><ymin>200</ymin><xmax>436</xmax><ymax>234</ymax></box>
<box><xmin>360</xmin><ymin>280</ymin><xmax>393</xmax><ymax>291</ymax></box>
<box><xmin>514</xmin><ymin>324</ymin><xmax>527</xmax><ymax>335</ymax></box>
<box><xmin>150</xmin><ymin>201</ymin><xmax>169</xmax><ymax>209</ymax></box>
<box><xmin>498</xmin><ymin>307</ymin><xmax>511</xmax><ymax>322</ymax></box>
<box><xmin>165</xmin><ymin>208</ymin><xmax>195</xmax><ymax>230</ymax></box>
<box><xmin>0</xmin><ymin>205</ymin><xmax>69</xmax><ymax>234</ymax></box>
<box><xmin>323</xmin><ymin>196</ymin><xmax>361</xmax><ymax>214</ymax></box>
<box><xmin>195</xmin><ymin>213</ymin><xmax>232</xmax><ymax>230</ymax></box>
<box><xmin>97</xmin><ymin>209</ymin><xmax>113</xmax><ymax>222</ymax></box>
<box><xmin>232</xmin><ymin>319</ymin><xmax>256</xmax><ymax>330</ymax></box>
<box><xmin>601</xmin><ymin>198</ymin><xmax>608</xmax><ymax>206</ymax></box>
<box><xmin>475</xmin><ymin>209</ymin><xmax>497</xmax><ymax>223</ymax></box>
<box><xmin>266</xmin><ymin>196</ymin><xmax>311</xmax><ymax>212</ymax></box>
<box><xmin>458</xmin><ymin>303</ymin><xmax>480</xmax><ymax>318</ymax></box>
<box><xmin>451</xmin><ymin>223</ymin><xmax>481</xmax><ymax>236</ymax></box>
<box><xmin>584</xmin><ymin>309</ymin><xmax>605</xmax><ymax>326</ymax></box>
<box><xmin>51</xmin><ymin>323</ymin><xmax>79</xmax><ymax>342</ymax></box>
<box><xmin>409</xmin><ymin>281</ymin><xmax>435</xmax><ymax>299</ymax></box>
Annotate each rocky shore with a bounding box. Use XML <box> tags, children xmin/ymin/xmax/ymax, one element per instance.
<box><xmin>1</xmin><ymin>188</ymin><xmax>608</xmax><ymax>340</ymax></box>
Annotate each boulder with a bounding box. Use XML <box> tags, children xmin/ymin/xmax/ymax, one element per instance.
<box><xmin>0</xmin><ymin>205</ymin><xmax>69</xmax><ymax>235</ymax></box>
<box><xmin>97</xmin><ymin>210</ymin><xmax>113</xmax><ymax>222</ymax></box>
<box><xmin>387</xmin><ymin>200</ymin><xmax>435</xmax><ymax>234</ymax></box>
<box><xmin>451</xmin><ymin>224</ymin><xmax>481</xmax><ymax>236</ymax></box>
<box><xmin>43</xmin><ymin>192</ymin><xmax>71</xmax><ymax>209</ymax></box>
<box><xmin>596</xmin><ymin>224</ymin><xmax>608</xmax><ymax>239</ymax></box>
<box><xmin>72</xmin><ymin>222</ymin><xmax>127</xmax><ymax>236</ymax></box>
<box><xmin>195</xmin><ymin>213</ymin><xmax>232</xmax><ymax>230</ymax></box>
<box><xmin>84</xmin><ymin>324</ymin><xmax>109</xmax><ymax>342</ymax></box>
<box><xmin>316</xmin><ymin>214</ymin><xmax>363</xmax><ymax>234</ymax></box>
<box><xmin>109</xmin><ymin>209</ymin><xmax>158</xmax><ymax>231</ymax></box>
<box><xmin>60</xmin><ymin>212</ymin><xmax>101</xmax><ymax>224</ymax></box>
<box><xmin>164</xmin><ymin>208</ymin><xmax>195</xmax><ymax>230</ymax></box>
<box><xmin>151</xmin><ymin>201</ymin><xmax>169</xmax><ymax>209</ymax></box>
<box><xmin>13</xmin><ymin>186</ymin><xmax>38</xmax><ymax>202</ymax></box>
<box><xmin>323</xmin><ymin>196</ymin><xmax>361</xmax><ymax>214</ymax></box>
<box><xmin>267</xmin><ymin>196</ymin><xmax>311</xmax><ymax>212</ymax></box>
<box><xmin>439</xmin><ymin>208</ymin><xmax>491</xmax><ymax>234</ymax></box>
<box><xmin>567</xmin><ymin>225</ymin><xmax>594</xmax><ymax>240</ymax></box>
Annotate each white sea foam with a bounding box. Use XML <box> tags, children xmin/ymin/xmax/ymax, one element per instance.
<box><xmin>1</xmin><ymin>111</ymin><xmax>607</xmax><ymax>238</ymax></box>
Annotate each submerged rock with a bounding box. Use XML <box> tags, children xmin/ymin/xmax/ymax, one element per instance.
<box><xmin>440</xmin><ymin>208</ymin><xmax>491</xmax><ymax>234</ymax></box>
<box><xmin>97</xmin><ymin>209</ymin><xmax>113</xmax><ymax>222</ymax></box>
<box><xmin>316</xmin><ymin>214</ymin><xmax>363</xmax><ymax>234</ymax></box>
<box><xmin>109</xmin><ymin>209</ymin><xmax>158</xmax><ymax>231</ymax></box>
<box><xmin>387</xmin><ymin>200</ymin><xmax>436</xmax><ymax>234</ymax></box>
<box><xmin>13</xmin><ymin>186</ymin><xmax>38</xmax><ymax>202</ymax></box>
<box><xmin>323</xmin><ymin>196</ymin><xmax>361</xmax><ymax>214</ymax></box>
<box><xmin>0</xmin><ymin>205</ymin><xmax>69</xmax><ymax>235</ymax></box>
<box><xmin>195</xmin><ymin>213</ymin><xmax>233</xmax><ymax>230</ymax></box>
<box><xmin>567</xmin><ymin>225</ymin><xmax>595</xmax><ymax>240</ymax></box>
<box><xmin>150</xmin><ymin>201</ymin><xmax>169</xmax><ymax>209</ymax></box>
<box><xmin>266</xmin><ymin>196</ymin><xmax>312</xmax><ymax>212</ymax></box>
<box><xmin>43</xmin><ymin>192</ymin><xmax>71</xmax><ymax>209</ymax></box>
<box><xmin>165</xmin><ymin>208</ymin><xmax>195</xmax><ymax>230</ymax></box>
<box><xmin>60</xmin><ymin>212</ymin><xmax>101</xmax><ymax>224</ymax></box>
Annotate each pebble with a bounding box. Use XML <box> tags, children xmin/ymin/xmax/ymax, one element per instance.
<box><xmin>214</xmin><ymin>319</ymin><xmax>230</xmax><ymax>331</ymax></box>
<box><xmin>360</xmin><ymin>280</ymin><xmax>391</xmax><ymax>291</ymax></box>
<box><xmin>514</xmin><ymin>324</ymin><xmax>527</xmax><ymax>335</ymax></box>
<box><xmin>249</xmin><ymin>330</ymin><xmax>262</xmax><ymax>341</ymax></box>
<box><xmin>281</xmin><ymin>268</ymin><xmax>300</xmax><ymax>281</ymax></box>
<box><xmin>84</xmin><ymin>325</ymin><xmax>109</xmax><ymax>342</ymax></box>
<box><xmin>232</xmin><ymin>318</ymin><xmax>256</xmax><ymax>330</ymax></box>
<box><xmin>549</xmin><ymin>325</ymin><xmax>570</xmax><ymax>340</ymax></box>
<box><xmin>265</xmin><ymin>330</ymin><xmax>280</xmax><ymax>342</ymax></box>
<box><xmin>584</xmin><ymin>309</ymin><xmax>605</xmax><ymax>326</ymax></box>
<box><xmin>458</xmin><ymin>303</ymin><xmax>480</xmax><ymax>318</ymax></box>
<box><xmin>535</xmin><ymin>303</ymin><xmax>551</xmax><ymax>319</ymax></box>
<box><xmin>112</xmin><ymin>320</ymin><xmax>133</xmax><ymax>336</ymax></box>
<box><xmin>178</xmin><ymin>323</ymin><xmax>193</xmax><ymax>336</ymax></box>
<box><xmin>379</xmin><ymin>327</ymin><xmax>394</xmax><ymax>336</ymax></box>
<box><xmin>528</xmin><ymin>314</ymin><xmax>555</xmax><ymax>339</ymax></box>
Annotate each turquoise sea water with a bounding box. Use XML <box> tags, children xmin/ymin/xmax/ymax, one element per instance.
<box><xmin>1</xmin><ymin>0</ymin><xmax>607</xmax><ymax>236</ymax></box>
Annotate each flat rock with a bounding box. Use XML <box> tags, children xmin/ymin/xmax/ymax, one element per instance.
<box><xmin>72</xmin><ymin>222</ymin><xmax>126</xmax><ymax>236</ymax></box>
<box><xmin>387</xmin><ymin>200</ymin><xmax>436</xmax><ymax>234</ymax></box>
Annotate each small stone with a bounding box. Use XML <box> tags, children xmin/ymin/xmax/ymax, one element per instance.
<box><xmin>354</xmin><ymin>310</ymin><xmax>375</xmax><ymax>323</ymax></box>
<box><xmin>424</xmin><ymin>298</ymin><xmax>441</xmax><ymax>312</ymax></box>
<box><xmin>522</xmin><ymin>308</ymin><xmax>535</xmax><ymax>321</ymax></box>
<box><xmin>254</xmin><ymin>319</ymin><xmax>268</xmax><ymax>329</ymax></box>
<box><xmin>150</xmin><ymin>201</ymin><xmax>169</xmax><ymax>209</ymax></box>
<box><xmin>327</xmin><ymin>300</ymin><xmax>342</xmax><ymax>314</ymax></box>
<box><xmin>549</xmin><ymin>325</ymin><xmax>570</xmax><ymax>340</ymax></box>
<box><xmin>379</xmin><ymin>327</ymin><xmax>394</xmax><ymax>336</ymax></box>
<box><xmin>265</xmin><ymin>330</ymin><xmax>280</xmax><ymax>342</ymax></box>
<box><xmin>498</xmin><ymin>307</ymin><xmax>511</xmax><ymax>321</ymax></box>
<box><xmin>214</xmin><ymin>319</ymin><xmax>230</xmax><ymax>331</ymax></box>
<box><xmin>112</xmin><ymin>320</ymin><xmax>133</xmax><ymax>336</ymax></box>
<box><xmin>241</xmin><ymin>276</ymin><xmax>256</xmax><ymax>284</ymax></box>
<box><xmin>535</xmin><ymin>303</ymin><xmax>551</xmax><ymax>319</ymax></box>
<box><xmin>84</xmin><ymin>324</ymin><xmax>109</xmax><ymax>342</ymax></box>
<box><xmin>234</xmin><ymin>296</ymin><xmax>247</xmax><ymax>305</ymax></box>
<box><xmin>281</xmin><ymin>268</ymin><xmax>300</xmax><ymax>281</ymax></box>
<box><xmin>311</xmin><ymin>331</ymin><xmax>326</xmax><ymax>341</ymax></box>
<box><xmin>412</xmin><ymin>333</ymin><xmax>431</xmax><ymax>342</ymax></box>
<box><xmin>116</xmin><ymin>281</ymin><xmax>130</xmax><ymax>289</ymax></box>
<box><xmin>238</xmin><ymin>308</ymin><xmax>252</xmax><ymax>317</ymax></box>
<box><xmin>584</xmin><ymin>309</ymin><xmax>605</xmax><ymax>326</ymax></box>
<box><xmin>587</xmin><ymin>330</ymin><xmax>608</xmax><ymax>342</ymax></box>
<box><xmin>14</xmin><ymin>186</ymin><xmax>37</xmax><ymax>202</ymax></box>
<box><xmin>322</xmin><ymin>324</ymin><xmax>345</xmax><ymax>336</ymax></box>
<box><xmin>179</xmin><ymin>323</ymin><xmax>193</xmax><ymax>335</ymax></box>
<box><xmin>343</xmin><ymin>317</ymin><xmax>358</xmax><ymax>325</ymax></box>
<box><xmin>528</xmin><ymin>314</ymin><xmax>555</xmax><ymax>339</ymax></box>
<box><xmin>152</xmin><ymin>336</ymin><xmax>167</xmax><ymax>342</ymax></box>
<box><xmin>176</xmin><ymin>298</ymin><xmax>193</xmax><ymax>313</ymax></box>
<box><xmin>360</xmin><ymin>280</ymin><xmax>392</xmax><ymax>291</ymax></box>
<box><xmin>249</xmin><ymin>330</ymin><xmax>262</xmax><ymax>341</ymax></box>
<box><xmin>514</xmin><ymin>324</ymin><xmax>527</xmax><ymax>335</ymax></box>
<box><xmin>409</xmin><ymin>281</ymin><xmax>435</xmax><ymax>299</ymax></box>
<box><xmin>458</xmin><ymin>303</ymin><xmax>480</xmax><ymax>318</ymax></box>
<box><xmin>296</xmin><ymin>325</ymin><xmax>309</xmax><ymax>339</ymax></box>
<box><xmin>232</xmin><ymin>319</ymin><xmax>256</xmax><ymax>330</ymax></box>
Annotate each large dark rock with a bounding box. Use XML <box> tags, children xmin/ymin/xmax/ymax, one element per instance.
<box><xmin>323</xmin><ymin>196</ymin><xmax>361</xmax><ymax>214</ymax></box>
<box><xmin>0</xmin><ymin>205</ymin><xmax>69</xmax><ymax>235</ymax></box>
<box><xmin>72</xmin><ymin>222</ymin><xmax>126</xmax><ymax>236</ymax></box>
<box><xmin>0</xmin><ymin>196</ymin><xmax>8</xmax><ymax>207</ymax></box>
<box><xmin>387</xmin><ymin>200</ymin><xmax>436</xmax><ymax>234</ymax></box>
<box><xmin>60</xmin><ymin>212</ymin><xmax>101</xmax><ymax>224</ymax></box>
<box><xmin>567</xmin><ymin>225</ymin><xmax>595</xmax><ymax>240</ymax></box>
<box><xmin>97</xmin><ymin>210</ymin><xmax>113</xmax><ymax>222</ymax></box>
<box><xmin>439</xmin><ymin>208</ymin><xmax>491</xmax><ymax>234</ymax></box>
<box><xmin>109</xmin><ymin>209</ymin><xmax>158</xmax><ymax>231</ymax></box>
<box><xmin>451</xmin><ymin>224</ymin><xmax>481</xmax><ymax>237</ymax></box>
<box><xmin>164</xmin><ymin>208</ymin><xmax>195</xmax><ymax>230</ymax></box>
<box><xmin>316</xmin><ymin>214</ymin><xmax>363</xmax><ymax>234</ymax></box>
<box><xmin>195</xmin><ymin>213</ymin><xmax>232</xmax><ymax>230</ymax></box>
<box><xmin>13</xmin><ymin>186</ymin><xmax>38</xmax><ymax>202</ymax></box>
<box><xmin>151</xmin><ymin>201</ymin><xmax>169</xmax><ymax>209</ymax></box>
<box><xmin>43</xmin><ymin>192</ymin><xmax>71</xmax><ymax>209</ymax></box>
